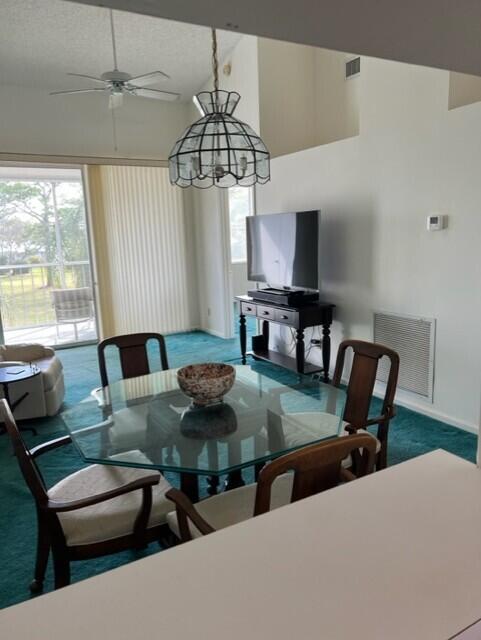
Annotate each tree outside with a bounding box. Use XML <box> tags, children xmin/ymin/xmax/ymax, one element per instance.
<box><xmin>0</xmin><ymin>179</ymin><xmax>92</xmax><ymax>330</ymax></box>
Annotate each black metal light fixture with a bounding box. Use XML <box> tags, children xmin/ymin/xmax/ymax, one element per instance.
<box><xmin>168</xmin><ymin>29</ymin><xmax>270</xmax><ymax>188</ymax></box>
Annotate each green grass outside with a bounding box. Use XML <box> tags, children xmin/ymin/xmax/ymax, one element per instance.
<box><xmin>0</xmin><ymin>266</ymin><xmax>89</xmax><ymax>329</ymax></box>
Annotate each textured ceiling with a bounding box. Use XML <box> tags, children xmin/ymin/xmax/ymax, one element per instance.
<box><xmin>0</xmin><ymin>0</ymin><xmax>241</xmax><ymax>101</ymax></box>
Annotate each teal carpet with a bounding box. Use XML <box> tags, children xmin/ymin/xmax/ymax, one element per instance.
<box><xmin>0</xmin><ymin>328</ymin><xmax>476</xmax><ymax>610</ymax></box>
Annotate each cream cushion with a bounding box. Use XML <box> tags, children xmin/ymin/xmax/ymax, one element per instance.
<box><xmin>34</xmin><ymin>355</ymin><xmax>63</xmax><ymax>392</ymax></box>
<box><xmin>0</xmin><ymin>343</ymin><xmax>52</xmax><ymax>361</ymax></box>
<box><xmin>167</xmin><ymin>473</ymin><xmax>294</xmax><ymax>540</ymax></box>
<box><xmin>49</xmin><ymin>456</ymin><xmax>172</xmax><ymax>546</ymax></box>
<box><xmin>279</xmin><ymin>412</ymin><xmax>381</xmax><ymax>454</ymax></box>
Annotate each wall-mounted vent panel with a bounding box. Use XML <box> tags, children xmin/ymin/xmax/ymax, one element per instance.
<box><xmin>373</xmin><ymin>312</ymin><xmax>435</xmax><ymax>401</ymax></box>
<box><xmin>345</xmin><ymin>57</ymin><xmax>361</xmax><ymax>79</ymax></box>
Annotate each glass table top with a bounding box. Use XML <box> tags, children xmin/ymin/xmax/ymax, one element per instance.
<box><xmin>61</xmin><ymin>364</ymin><xmax>346</xmax><ymax>477</ymax></box>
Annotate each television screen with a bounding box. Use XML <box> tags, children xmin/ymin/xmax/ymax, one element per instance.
<box><xmin>246</xmin><ymin>210</ymin><xmax>319</xmax><ymax>290</ymax></box>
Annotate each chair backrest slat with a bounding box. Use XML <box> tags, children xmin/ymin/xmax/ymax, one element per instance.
<box><xmin>253</xmin><ymin>433</ymin><xmax>376</xmax><ymax>516</ymax></box>
<box><xmin>333</xmin><ymin>340</ymin><xmax>399</xmax><ymax>428</ymax></box>
<box><xmin>0</xmin><ymin>399</ymin><xmax>48</xmax><ymax>505</ymax></box>
<box><xmin>98</xmin><ymin>332</ymin><xmax>169</xmax><ymax>387</ymax></box>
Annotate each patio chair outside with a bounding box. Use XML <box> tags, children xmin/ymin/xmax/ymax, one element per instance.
<box><xmin>52</xmin><ymin>287</ymin><xmax>94</xmax><ymax>341</ymax></box>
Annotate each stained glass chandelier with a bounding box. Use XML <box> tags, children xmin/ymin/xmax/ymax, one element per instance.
<box><xmin>168</xmin><ymin>29</ymin><xmax>270</xmax><ymax>188</ymax></box>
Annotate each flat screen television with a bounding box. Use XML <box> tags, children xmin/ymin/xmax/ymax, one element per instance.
<box><xmin>246</xmin><ymin>210</ymin><xmax>319</xmax><ymax>290</ymax></box>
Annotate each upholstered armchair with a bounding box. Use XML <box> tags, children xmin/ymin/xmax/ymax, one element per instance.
<box><xmin>0</xmin><ymin>343</ymin><xmax>65</xmax><ymax>419</ymax></box>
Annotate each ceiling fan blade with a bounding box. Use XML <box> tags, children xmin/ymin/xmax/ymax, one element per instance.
<box><xmin>67</xmin><ymin>72</ymin><xmax>106</xmax><ymax>84</ymax></box>
<box><xmin>109</xmin><ymin>92</ymin><xmax>124</xmax><ymax>109</ymax></box>
<box><xmin>128</xmin><ymin>70</ymin><xmax>170</xmax><ymax>86</ymax></box>
<box><xmin>131</xmin><ymin>86</ymin><xmax>180</xmax><ymax>102</ymax></box>
<box><xmin>50</xmin><ymin>88</ymin><xmax>106</xmax><ymax>95</ymax></box>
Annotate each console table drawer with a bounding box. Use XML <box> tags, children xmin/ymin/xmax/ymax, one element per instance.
<box><xmin>275</xmin><ymin>308</ymin><xmax>299</xmax><ymax>325</ymax></box>
<box><xmin>257</xmin><ymin>305</ymin><xmax>275</xmax><ymax>319</ymax></box>
<box><xmin>240</xmin><ymin>302</ymin><xmax>257</xmax><ymax>316</ymax></box>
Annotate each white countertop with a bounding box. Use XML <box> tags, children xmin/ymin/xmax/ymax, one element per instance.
<box><xmin>1</xmin><ymin>450</ymin><xmax>481</xmax><ymax>640</ymax></box>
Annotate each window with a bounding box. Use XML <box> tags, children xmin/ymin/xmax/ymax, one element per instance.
<box><xmin>228</xmin><ymin>186</ymin><xmax>252</xmax><ymax>263</ymax></box>
<box><xmin>0</xmin><ymin>166</ymin><xmax>97</xmax><ymax>346</ymax></box>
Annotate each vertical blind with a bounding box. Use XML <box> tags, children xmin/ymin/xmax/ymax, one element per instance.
<box><xmin>88</xmin><ymin>165</ymin><xmax>193</xmax><ymax>337</ymax></box>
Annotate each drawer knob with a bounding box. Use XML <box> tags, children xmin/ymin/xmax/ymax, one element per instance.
<box><xmin>281</xmin><ymin>315</ymin><xmax>288</xmax><ymax>320</ymax></box>
<box><xmin>262</xmin><ymin>311</ymin><xmax>269</xmax><ymax>315</ymax></box>
<box><xmin>246</xmin><ymin>307</ymin><xmax>252</xmax><ymax>311</ymax></box>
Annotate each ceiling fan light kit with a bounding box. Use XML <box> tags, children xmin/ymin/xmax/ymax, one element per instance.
<box><xmin>168</xmin><ymin>28</ymin><xmax>270</xmax><ymax>189</ymax></box>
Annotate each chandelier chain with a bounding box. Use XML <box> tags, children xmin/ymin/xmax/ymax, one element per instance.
<box><xmin>211</xmin><ymin>28</ymin><xmax>219</xmax><ymax>92</ymax></box>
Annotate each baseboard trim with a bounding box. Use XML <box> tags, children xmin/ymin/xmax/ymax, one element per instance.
<box><xmin>325</xmin><ymin>368</ymin><xmax>478</xmax><ymax>434</ymax></box>
<box><xmin>368</xmin><ymin>377</ymin><xmax>478</xmax><ymax>434</ymax></box>
<box><xmin>390</xmin><ymin>393</ymin><xmax>478</xmax><ymax>434</ymax></box>
<box><xmin>200</xmin><ymin>327</ymin><xmax>230</xmax><ymax>339</ymax></box>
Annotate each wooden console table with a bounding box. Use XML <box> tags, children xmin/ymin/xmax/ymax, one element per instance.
<box><xmin>236</xmin><ymin>295</ymin><xmax>335</xmax><ymax>381</ymax></box>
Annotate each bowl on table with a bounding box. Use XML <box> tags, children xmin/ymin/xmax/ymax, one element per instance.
<box><xmin>177</xmin><ymin>363</ymin><xmax>236</xmax><ymax>407</ymax></box>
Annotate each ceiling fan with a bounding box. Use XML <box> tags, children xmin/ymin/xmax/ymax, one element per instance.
<box><xmin>50</xmin><ymin>10</ymin><xmax>180</xmax><ymax>109</ymax></box>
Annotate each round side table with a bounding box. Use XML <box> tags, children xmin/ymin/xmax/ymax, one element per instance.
<box><xmin>0</xmin><ymin>363</ymin><xmax>41</xmax><ymax>435</ymax></box>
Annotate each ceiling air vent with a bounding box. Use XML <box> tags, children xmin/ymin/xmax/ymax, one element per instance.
<box><xmin>373</xmin><ymin>311</ymin><xmax>435</xmax><ymax>401</ymax></box>
<box><xmin>345</xmin><ymin>57</ymin><xmax>360</xmax><ymax>79</ymax></box>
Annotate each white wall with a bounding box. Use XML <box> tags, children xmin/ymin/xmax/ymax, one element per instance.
<box><xmin>231</xmin><ymin>262</ymin><xmax>250</xmax><ymax>297</ymax></box>
<box><xmin>258</xmin><ymin>39</ymin><xmax>317</xmax><ymax>158</ymax></box>
<box><xmin>257</xmin><ymin>40</ymin><xmax>360</xmax><ymax>157</ymax></box>
<box><xmin>0</xmin><ymin>83</ymin><xmax>189</xmax><ymax>161</ymax></box>
<box><xmin>256</xmin><ymin>56</ymin><xmax>481</xmax><ymax>432</ymax></box>
<box><xmin>191</xmin><ymin>188</ymin><xmax>230</xmax><ymax>337</ymax></box>
<box><xmin>315</xmin><ymin>49</ymin><xmax>360</xmax><ymax>145</ymax></box>
<box><xmin>449</xmin><ymin>72</ymin><xmax>481</xmax><ymax>110</ymax></box>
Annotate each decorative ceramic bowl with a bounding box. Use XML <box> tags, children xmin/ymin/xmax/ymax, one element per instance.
<box><xmin>177</xmin><ymin>363</ymin><xmax>235</xmax><ymax>407</ymax></box>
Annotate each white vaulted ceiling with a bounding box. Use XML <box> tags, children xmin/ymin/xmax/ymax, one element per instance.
<box><xmin>0</xmin><ymin>0</ymin><xmax>241</xmax><ymax>101</ymax></box>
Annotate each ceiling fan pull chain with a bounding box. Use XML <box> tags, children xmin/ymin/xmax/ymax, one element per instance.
<box><xmin>110</xmin><ymin>9</ymin><xmax>119</xmax><ymax>70</ymax></box>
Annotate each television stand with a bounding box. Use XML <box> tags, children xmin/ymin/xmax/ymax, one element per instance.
<box><xmin>236</xmin><ymin>295</ymin><xmax>335</xmax><ymax>381</ymax></box>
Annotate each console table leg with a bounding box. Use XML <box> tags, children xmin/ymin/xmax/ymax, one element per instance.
<box><xmin>322</xmin><ymin>323</ymin><xmax>331</xmax><ymax>382</ymax></box>
<box><xmin>262</xmin><ymin>319</ymin><xmax>269</xmax><ymax>346</ymax></box>
<box><xmin>240</xmin><ymin>314</ymin><xmax>247</xmax><ymax>364</ymax></box>
<box><xmin>295</xmin><ymin>328</ymin><xmax>305</xmax><ymax>374</ymax></box>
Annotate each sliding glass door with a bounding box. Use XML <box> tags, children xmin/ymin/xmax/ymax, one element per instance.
<box><xmin>0</xmin><ymin>165</ymin><xmax>97</xmax><ymax>346</ymax></box>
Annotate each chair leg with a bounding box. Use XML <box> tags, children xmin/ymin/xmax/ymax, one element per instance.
<box><xmin>29</xmin><ymin>516</ymin><xmax>50</xmax><ymax>593</ymax></box>
<box><xmin>52</xmin><ymin>546</ymin><xmax>71</xmax><ymax>589</ymax></box>
<box><xmin>376</xmin><ymin>439</ymin><xmax>388</xmax><ymax>471</ymax></box>
<box><xmin>158</xmin><ymin>525</ymin><xmax>179</xmax><ymax>549</ymax></box>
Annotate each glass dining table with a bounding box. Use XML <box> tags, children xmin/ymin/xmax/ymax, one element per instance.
<box><xmin>61</xmin><ymin>364</ymin><xmax>347</xmax><ymax>501</ymax></box>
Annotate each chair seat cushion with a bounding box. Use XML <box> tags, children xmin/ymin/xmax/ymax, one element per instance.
<box><xmin>280</xmin><ymin>413</ymin><xmax>381</xmax><ymax>454</ymax></box>
<box><xmin>49</xmin><ymin>455</ymin><xmax>172</xmax><ymax>546</ymax></box>
<box><xmin>340</xmin><ymin>427</ymin><xmax>381</xmax><ymax>452</ymax></box>
<box><xmin>167</xmin><ymin>473</ymin><xmax>294</xmax><ymax>540</ymax></box>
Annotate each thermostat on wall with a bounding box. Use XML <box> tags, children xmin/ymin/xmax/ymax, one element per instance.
<box><xmin>427</xmin><ymin>214</ymin><xmax>447</xmax><ymax>231</ymax></box>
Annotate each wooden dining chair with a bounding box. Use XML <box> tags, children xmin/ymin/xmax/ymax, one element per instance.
<box><xmin>97</xmin><ymin>332</ymin><xmax>169</xmax><ymax>388</ymax></box>
<box><xmin>166</xmin><ymin>433</ymin><xmax>376</xmax><ymax>542</ymax></box>
<box><xmin>0</xmin><ymin>399</ymin><xmax>173</xmax><ymax>592</ymax></box>
<box><xmin>333</xmin><ymin>339</ymin><xmax>399</xmax><ymax>470</ymax></box>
